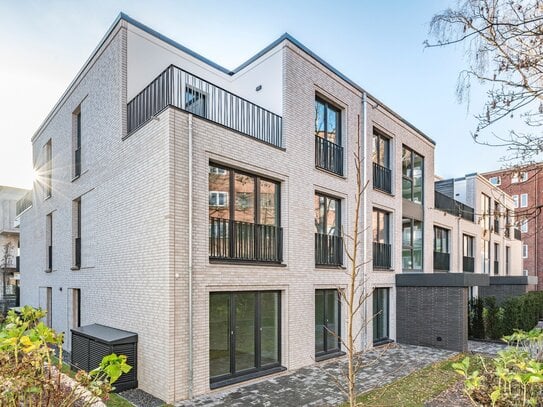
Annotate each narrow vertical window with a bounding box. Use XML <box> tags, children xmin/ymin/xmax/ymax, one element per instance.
<box><xmin>44</xmin><ymin>140</ymin><xmax>52</xmax><ymax>198</ymax></box>
<box><xmin>74</xmin><ymin>109</ymin><xmax>82</xmax><ymax>178</ymax></box>
<box><xmin>433</xmin><ymin>226</ymin><xmax>450</xmax><ymax>271</ymax></box>
<box><xmin>462</xmin><ymin>234</ymin><xmax>475</xmax><ymax>272</ymax></box>
<box><xmin>73</xmin><ymin>198</ymin><xmax>81</xmax><ymax>268</ymax></box>
<box><xmin>402</xmin><ymin>218</ymin><xmax>423</xmax><ymax>270</ymax></box>
<box><xmin>314</xmin><ymin>194</ymin><xmax>342</xmax><ymax>266</ymax></box>
<box><xmin>46</xmin><ymin>287</ymin><xmax>52</xmax><ymax>327</ymax></box>
<box><xmin>46</xmin><ymin>213</ymin><xmax>52</xmax><ymax>271</ymax></box>
<box><xmin>494</xmin><ymin>243</ymin><xmax>499</xmax><ymax>275</ymax></box>
<box><xmin>314</xmin><ymin>98</ymin><xmax>343</xmax><ymax>175</ymax></box>
<box><xmin>481</xmin><ymin>194</ymin><xmax>491</xmax><ymax>231</ymax></box>
<box><xmin>505</xmin><ymin>247</ymin><xmax>510</xmax><ymax>275</ymax></box>
<box><xmin>402</xmin><ymin>147</ymin><xmax>423</xmax><ymax>203</ymax></box>
<box><xmin>315</xmin><ymin>289</ymin><xmax>341</xmax><ymax>358</ymax></box>
<box><xmin>72</xmin><ymin>288</ymin><xmax>81</xmax><ymax>328</ymax></box>
<box><xmin>373</xmin><ymin>130</ymin><xmax>392</xmax><ymax>193</ymax></box>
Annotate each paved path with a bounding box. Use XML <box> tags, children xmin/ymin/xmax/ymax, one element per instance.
<box><xmin>176</xmin><ymin>344</ymin><xmax>456</xmax><ymax>407</ymax></box>
<box><xmin>468</xmin><ymin>340</ymin><xmax>507</xmax><ymax>355</ymax></box>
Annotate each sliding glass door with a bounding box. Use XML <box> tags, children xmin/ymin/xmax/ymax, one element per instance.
<box><xmin>373</xmin><ymin>288</ymin><xmax>390</xmax><ymax>343</ymax></box>
<box><xmin>209</xmin><ymin>291</ymin><xmax>281</xmax><ymax>385</ymax></box>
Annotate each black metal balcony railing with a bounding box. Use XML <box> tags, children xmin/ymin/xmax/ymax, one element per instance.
<box><xmin>463</xmin><ymin>256</ymin><xmax>475</xmax><ymax>272</ymax></box>
<box><xmin>127</xmin><ymin>65</ymin><xmax>283</xmax><ymax>148</ymax></box>
<box><xmin>373</xmin><ymin>162</ymin><xmax>392</xmax><ymax>193</ymax></box>
<box><xmin>209</xmin><ymin>218</ymin><xmax>282</xmax><ymax>262</ymax></box>
<box><xmin>47</xmin><ymin>245</ymin><xmax>52</xmax><ymax>270</ymax></box>
<box><xmin>75</xmin><ymin>237</ymin><xmax>81</xmax><ymax>268</ymax></box>
<box><xmin>315</xmin><ymin>136</ymin><xmax>344</xmax><ymax>176</ymax></box>
<box><xmin>433</xmin><ymin>251</ymin><xmax>450</xmax><ymax>271</ymax></box>
<box><xmin>493</xmin><ymin>219</ymin><xmax>499</xmax><ymax>234</ymax></box>
<box><xmin>434</xmin><ymin>191</ymin><xmax>475</xmax><ymax>222</ymax></box>
<box><xmin>494</xmin><ymin>260</ymin><xmax>499</xmax><ymax>275</ymax></box>
<box><xmin>315</xmin><ymin>233</ymin><xmax>343</xmax><ymax>266</ymax></box>
<box><xmin>74</xmin><ymin>147</ymin><xmax>81</xmax><ymax>177</ymax></box>
<box><xmin>16</xmin><ymin>191</ymin><xmax>32</xmax><ymax>216</ymax></box>
<box><xmin>514</xmin><ymin>228</ymin><xmax>522</xmax><ymax>240</ymax></box>
<box><xmin>373</xmin><ymin>242</ymin><xmax>391</xmax><ymax>269</ymax></box>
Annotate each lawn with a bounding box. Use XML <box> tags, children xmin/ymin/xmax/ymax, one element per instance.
<box><xmin>352</xmin><ymin>354</ymin><xmax>467</xmax><ymax>407</ymax></box>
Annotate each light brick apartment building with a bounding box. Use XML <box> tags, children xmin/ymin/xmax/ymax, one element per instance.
<box><xmin>19</xmin><ymin>13</ymin><xmax>527</xmax><ymax>403</ymax></box>
<box><xmin>483</xmin><ymin>164</ymin><xmax>543</xmax><ymax>289</ymax></box>
<box><xmin>0</xmin><ymin>186</ymin><xmax>29</xmax><ymax>313</ymax></box>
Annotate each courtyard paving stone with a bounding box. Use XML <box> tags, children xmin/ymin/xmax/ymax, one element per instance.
<box><xmin>176</xmin><ymin>343</ymin><xmax>456</xmax><ymax>407</ymax></box>
<box><xmin>468</xmin><ymin>339</ymin><xmax>507</xmax><ymax>356</ymax></box>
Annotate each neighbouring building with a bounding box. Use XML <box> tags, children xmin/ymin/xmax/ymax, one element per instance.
<box><xmin>19</xmin><ymin>13</ymin><xmax>527</xmax><ymax>403</ymax></box>
<box><xmin>483</xmin><ymin>164</ymin><xmax>543</xmax><ymax>289</ymax></box>
<box><xmin>0</xmin><ymin>186</ymin><xmax>30</xmax><ymax>313</ymax></box>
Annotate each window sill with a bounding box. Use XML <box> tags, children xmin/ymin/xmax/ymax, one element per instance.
<box><xmin>71</xmin><ymin>169</ymin><xmax>88</xmax><ymax>182</ymax></box>
<box><xmin>209</xmin><ymin>259</ymin><xmax>286</xmax><ymax>267</ymax></box>
<box><xmin>44</xmin><ymin>269</ymin><xmax>52</xmax><ymax>273</ymax></box>
<box><xmin>373</xmin><ymin>266</ymin><xmax>394</xmax><ymax>271</ymax></box>
<box><xmin>210</xmin><ymin>366</ymin><xmax>286</xmax><ymax>389</ymax></box>
<box><xmin>315</xmin><ymin>351</ymin><xmax>345</xmax><ymax>362</ymax></box>
<box><xmin>373</xmin><ymin>187</ymin><xmax>394</xmax><ymax>196</ymax></box>
<box><xmin>316</xmin><ymin>264</ymin><xmax>346</xmax><ymax>270</ymax></box>
<box><xmin>373</xmin><ymin>338</ymin><xmax>394</xmax><ymax>347</ymax></box>
<box><xmin>70</xmin><ymin>266</ymin><xmax>80</xmax><ymax>271</ymax></box>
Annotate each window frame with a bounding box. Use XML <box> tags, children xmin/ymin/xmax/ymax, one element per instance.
<box><xmin>373</xmin><ymin>287</ymin><xmax>390</xmax><ymax>344</ymax></box>
<box><xmin>314</xmin><ymin>193</ymin><xmax>341</xmax><ymax>237</ymax></box>
<box><xmin>523</xmin><ymin>244</ymin><xmax>528</xmax><ymax>258</ymax></box>
<box><xmin>402</xmin><ymin>217</ymin><xmax>423</xmax><ymax>271</ymax></box>
<box><xmin>315</xmin><ymin>289</ymin><xmax>342</xmax><ymax>359</ymax></box>
<box><xmin>489</xmin><ymin>176</ymin><xmax>501</xmax><ymax>186</ymax></box>
<box><xmin>401</xmin><ymin>146</ymin><xmax>424</xmax><ymax>204</ymax></box>
<box><xmin>520</xmin><ymin>193</ymin><xmax>528</xmax><ymax>208</ymax></box>
<box><xmin>372</xmin><ymin>130</ymin><xmax>390</xmax><ymax>169</ymax></box>
<box><xmin>433</xmin><ymin>226</ymin><xmax>450</xmax><ymax>254</ymax></box>
<box><xmin>315</xmin><ymin>97</ymin><xmax>342</xmax><ymax>146</ymax></box>
<box><xmin>463</xmin><ymin>234</ymin><xmax>475</xmax><ymax>258</ymax></box>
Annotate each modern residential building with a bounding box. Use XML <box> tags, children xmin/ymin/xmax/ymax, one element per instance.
<box><xmin>19</xmin><ymin>13</ymin><xmax>527</xmax><ymax>403</ymax></box>
<box><xmin>0</xmin><ymin>186</ymin><xmax>30</xmax><ymax>313</ymax></box>
<box><xmin>483</xmin><ymin>164</ymin><xmax>543</xmax><ymax>289</ymax></box>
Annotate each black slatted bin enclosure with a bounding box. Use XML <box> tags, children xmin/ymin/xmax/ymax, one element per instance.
<box><xmin>71</xmin><ymin>324</ymin><xmax>138</xmax><ymax>391</ymax></box>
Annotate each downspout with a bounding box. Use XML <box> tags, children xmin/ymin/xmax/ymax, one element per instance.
<box><xmin>361</xmin><ymin>92</ymin><xmax>368</xmax><ymax>349</ymax></box>
<box><xmin>188</xmin><ymin>114</ymin><xmax>194</xmax><ymax>399</ymax></box>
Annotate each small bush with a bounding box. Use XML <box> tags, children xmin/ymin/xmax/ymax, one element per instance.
<box><xmin>0</xmin><ymin>305</ymin><xmax>131</xmax><ymax>406</ymax></box>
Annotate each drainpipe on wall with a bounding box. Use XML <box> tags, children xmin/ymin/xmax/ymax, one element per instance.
<box><xmin>362</xmin><ymin>92</ymin><xmax>369</xmax><ymax>350</ymax></box>
<box><xmin>188</xmin><ymin>114</ymin><xmax>194</xmax><ymax>399</ymax></box>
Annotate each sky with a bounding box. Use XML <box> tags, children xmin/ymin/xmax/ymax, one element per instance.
<box><xmin>0</xmin><ymin>0</ymin><xmax>521</xmax><ymax>189</ymax></box>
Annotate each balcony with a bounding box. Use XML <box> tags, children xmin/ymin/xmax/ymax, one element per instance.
<box><xmin>315</xmin><ymin>136</ymin><xmax>344</xmax><ymax>176</ymax></box>
<box><xmin>463</xmin><ymin>256</ymin><xmax>475</xmax><ymax>272</ymax></box>
<box><xmin>127</xmin><ymin>65</ymin><xmax>283</xmax><ymax>148</ymax></box>
<box><xmin>16</xmin><ymin>191</ymin><xmax>32</xmax><ymax>216</ymax></box>
<box><xmin>433</xmin><ymin>251</ymin><xmax>450</xmax><ymax>272</ymax></box>
<box><xmin>315</xmin><ymin>233</ymin><xmax>343</xmax><ymax>266</ymax></box>
<box><xmin>209</xmin><ymin>218</ymin><xmax>282</xmax><ymax>263</ymax></box>
<box><xmin>373</xmin><ymin>162</ymin><xmax>392</xmax><ymax>194</ymax></box>
<box><xmin>373</xmin><ymin>242</ymin><xmax>391</xmax><ymax>269</ymax></box>
<box><xmin>434</xmin><ymin>191</ymin><xmax>474</xmax><ymax>222</ymax></box>
<box><xmin>514</xmin><ymin>228</ymin><xmax>522</xmax><ymax>240</ymax></box>
<box><xmin>494</xmin><ymin>260</ymin><xmax>499</xmax><ymax>275</ymax></box>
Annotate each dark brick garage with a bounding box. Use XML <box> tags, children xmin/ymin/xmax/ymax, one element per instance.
<box><xmin>396</xmin><ymin>273</ymin><xmax>489</xmax><ymax>352</ymax></box>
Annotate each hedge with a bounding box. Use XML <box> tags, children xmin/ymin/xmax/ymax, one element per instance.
<box><xmin>468</xmin><ymin>291</ymin><xmax>543</xmax><ymax>340</ymax></box>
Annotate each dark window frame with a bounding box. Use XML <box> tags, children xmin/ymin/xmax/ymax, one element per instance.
<box><xmin>314</xmin><ymin>97</ymin><xmax>342</xmax><ymax>146</ymax></box>
<box><xmin>402</xmin><ymin>218</ymin><xmax>423</xmax><ymax>271</ymax></box>
<box><xmin>315</xmin><ymin>289</ymin><xmax>342</xmax><ymax>358</ymax></box>
<box><xmin>314</xmin><ymin>193</ymin><xmax>341</xmax><ymax>237</ymax></box>
<box><xmin>373</xmin><ymin>208</ymin><xmax>390</xmax><ymax>244</ymax></box>
<box><xmin>463</xmin><ymin>234</ymin><xmax>474</xmax><ymax>258</ymax></box>
<box><xmin>401</xmin><ymin>146</ymin><xmax>424</xmax><ymax>204</ymax></box>
<box><xmin>373</xmin><ymin>287</ymin><xmax>390</xmax><ymax>344</ymax></box>
<box><xmin>209</xmin><ymin>291</ymin><xmax>283</xmax><ymax>387</ymax></box>
<box><xmin>373</xmin><ymin>130</ymin><xmax>390</xmax><ymax>169</ymax></box>
<box><xmin>433</xmin><ymin>226</ymin><xmax>450</xmax><ymax>254</ymax></box>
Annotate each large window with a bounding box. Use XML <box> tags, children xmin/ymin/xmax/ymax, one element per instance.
<box><xmin>315</xmin><ymin>98</ymin><xmax>343</xmax><ymax>175</ymax></box>
<box><xmin>373</xmin><ymin>209</ymin><xmax>391</xmax><ymax>269</ymax></box>
<box><xmin>482</xmin><ymin>240</ymin><xmax>491</xmax><ymax>273</ymax></box>
<box><xmin>434</xmin><ymin>226</ymin><xmax>450</xmax><ymax>271</ymax></box>
<box><xmin>314</xmin><ymin>194</ymin><xmax>342</xmax><ymax>266</ymax></box>
<box><xmin>208</xmin><ymin>164</ymin><xmax>281</xmax><ymax>262</ymax></box>
<box><xmin>402</xmin><ymin>218</ymin><xmax>423</xmax><ymax>271</ymax></box>
<box><xmin>481</xmin><ymin>194</ymin><xmax>491</xmax><ymax>231</ymax></box>
<box><xmin>373</xmin><ymin>288</ymin><xmax>390</xmax><ymax>344</ymax></box>
<box><xmin>209</xmin><ymin>291</ymin><xmax>281</xmax><ymax>386</ymax></box>
<box><xmin>373</xmin><ymin>130</ymin><xmax>392</xmax><ymax>193</ymax></box>
<box><xmin>315</xmin><ymin>289</ymin><xmax>341</xmax><ymax>358</ymax></box>
<box><xmin>463</xmin><ymin>234</ymin><xmax>475</xmax><ymax>272</ymax></box>
<box><xmin>402</xmin><ymin>147</ymin><xmax>423</xmax><ymax>203</ymax></box>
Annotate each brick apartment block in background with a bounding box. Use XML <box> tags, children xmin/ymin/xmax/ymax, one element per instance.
<box><xmin>483</xmin><ymin>164</ymin><xmax>543</xmax><ymax>289</ymax></box>
<box><xmin>18</xmin><ymin>13</ymin><xmax>530</xmax><ymax>404</ymax></box>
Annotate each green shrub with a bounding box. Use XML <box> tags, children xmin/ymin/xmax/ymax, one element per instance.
<box><xmin>454</xmin><ymin>330</ymin><xmax>543</xmax><ymax>406</ymax></box>
<box><xmin>0</xmin><ymin>305</ymin><xmax>131</xmax><ymax>406</ymax></box>
<box><xmin>469</xmin><ymin>292</ymin><xmax>543</xmax><ymax>340</ymax></box>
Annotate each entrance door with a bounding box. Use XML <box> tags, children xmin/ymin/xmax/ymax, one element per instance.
<box><xmin>315</xmin><ymin>289</ymin><xmax>340</xmax><ymax>357</ymax></box>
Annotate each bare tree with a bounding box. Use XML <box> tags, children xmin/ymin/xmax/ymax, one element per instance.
<box><xmin>426</xmin><ymin>0</ymin><xmax>543</xmax><ymax>162</ymax></box>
